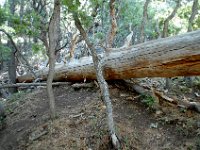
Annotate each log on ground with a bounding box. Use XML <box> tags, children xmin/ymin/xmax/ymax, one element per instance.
<box><xmin>17</xmin><ymin>30</ymin><xmax>200</xmax><ymax>83</ymax></box>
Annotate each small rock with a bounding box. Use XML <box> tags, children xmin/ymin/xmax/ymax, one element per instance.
<box><xmin>150</xmin><ymin>122</ymin><xmax>158</xmax><ymax>128</ymax></box>
<box><xmin>155</xmin><ymin>110</ymin><xmax>163</xmax><ymax>115</ymax></box>
<box><xmin>120</xmin><ymin>92</ymin><xmax>129</xmax><ymax>97</ymax></box>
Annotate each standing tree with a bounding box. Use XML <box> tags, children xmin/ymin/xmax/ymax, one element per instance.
<box><xmin>139</xmin><ymin>0</ymin><xmax>150</xmax><ymax>43</ymax></box>
<box><xmin>162</xmin><ymin>0</ymin><xmax>181</xmax><ymax>89</ymax></box>
<box><xmin>185</xmin><ymin>0</ymin><xmax>199</xmax><ymax>86</ymax></box>
<box><xmin>47</xmin><ymin>0</ymin><xmax>60</xmax><ymax>119</ymax></box>
<box><xmin>188</xmin><ymin>0</ymin><xmax>199</xmax><ymax>32</ymax></box>
<box><xmin>162</xmin><ymin>0</ymin><xmax>181</xmax><ymax>38</ymax></box>
<box><xmin>7</xmin><ymin>0</ymin><xmax>17</xmax><ymax>93</ymax></box>
<box><xmin>107</xmin><ymin>0</ymin><xmax>118</xmax><ymax>48</ymax></box>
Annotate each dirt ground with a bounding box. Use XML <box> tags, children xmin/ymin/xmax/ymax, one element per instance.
<box><xmin>0</xmin><ymin>81</ymin><xmax>200</xmax><ymax>150</ymax></box>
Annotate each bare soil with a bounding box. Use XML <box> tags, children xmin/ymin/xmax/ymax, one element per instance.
<box><xmin>0</xmin><ymin>82</ymin><xmax>200</xmax><ymax>150</ymax></box>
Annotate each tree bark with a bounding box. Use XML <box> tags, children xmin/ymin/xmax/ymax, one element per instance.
<box><xmin>69</xmin><ymin>32</ymin><xmax>79</xmax><ymax>60</ymax></box>
<box><xmin>47</xmin><ymin>0</ymin><xmax>60</xmax><ymax>119</ymax></box>
<box><xmin>17</xmin><ymin>30</ymin><xmax>200</xmax><ymax>83</ymax></box>
<box><xmin>188</xmin><ymin>0</ymin><xmax>199</xmax><ymax>32</ymax></box>
<box><xmin>162</xmin><ymin>0</ymin><xmax>181</xmax><ymax>89</ymax></box>
<box><xmin>7</xmin><ymin>0</ymin><xmax>17</xmax><ymax>93</ymax></box>
<box><xmin>107</xmin><ymin>0</ymin><xmax>117</xmax><ymax>48</ymax></box>
<box><xmin>184</xmin><ymin>0</ymin><xmax>199</xmax><ymax>86</ymax></box>
<box><xmin>139</xmin><ymin>0</ymin><xmax>150</xmax><ymax>43</ymax></box>
<box><xmin>0</xmin><ymin>82</ymin><xmax>69</xmax><ymax>88</ymax></box>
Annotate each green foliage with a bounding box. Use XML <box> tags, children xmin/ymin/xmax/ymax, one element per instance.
<box><xmin>141</xmin><ymin>94</ymin><xmax>155</xmax><ymax>107</ymax></box>
<box><xmin>94</xmin><ymin>32</ymin><xmax>105</xmax><ymax>40</ymax></box>
<box><xmin>62</xmin><ymin>0</ymin><xmax>94</xmax><ymax>28</ymax></box>
<box><xmin>178</xmin><ymin>5</ymin><xmax>191</xmax><ymax>19</ymax></box>
<box><xmin>32</xmin><ymin>43</ymin><xmax>45</xmax><ymax>54</ymax></box>
<box><xmin>193</xmin><ymin>15</ymin><xmax>200</xmax><ymax>30</ymax></box>
<box><xmin>8</xmin><ymin>91</ymin><xmax>27</xmax><ymax>102</ymax></box>
<box><xmin>62</xmin><ymin>0</ymin><xmax>80</xmax><ymax>12</ymax></box>
<box><xmin>0</xmin><ymin>45</ymin><xmax>11</xmax><ymax>61</ymax></box>
<box><xmin>79</xmin><ymin>11</ymin><xmax>93</xmax><ymax>28</ymax></box>
<box><xmin>0</xmin><ymin>7</ymin><xmax>8</xmax><ymax>26</ymax></box>
<box><xmin>120</xmin><ymin>0</ymin><xmax>143</xmax><ymax>27</ymax></box>
<box><xmin>10</xmin><ymin>12</ymin><xmax>40</xmax><ymax>36</ymax></box>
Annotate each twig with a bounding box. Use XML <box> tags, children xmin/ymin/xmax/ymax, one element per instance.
<box><xmin>69</xmin><ymin>113</ymin><xmax>85</xmax><ymax>119</ymax></box>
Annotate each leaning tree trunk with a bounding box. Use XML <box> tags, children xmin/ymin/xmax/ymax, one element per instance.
<box><xmin>17</xmin><ymin>30</ymin><xmax>200</xmax><ymax>83</ymax></box>
<box><xmin>73</xmin><ymin>12</ymin><xmax>120</xmax><ymax>149</ymax></box>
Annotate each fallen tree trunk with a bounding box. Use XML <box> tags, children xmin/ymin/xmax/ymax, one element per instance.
<box><xmin>17</xmin><ymin>30</ymin><xmax>200</xmax><ymax>83</ymax></box>
<box><xmin>0</xmin><ymin>82</ymin><xmax>70</xmax><ymax>88</ymax></box>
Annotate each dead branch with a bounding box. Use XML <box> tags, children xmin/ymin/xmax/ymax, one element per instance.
<box><xmin>0</xmin><ymin>82</ymin><xmax>70</xmax><ymax>89</ymax></box>
<box><xmin>29</xmin><ymin>130</ymin><xmax>48</xmax><ymax>141</ymax></box>
<box><xmin>123</xmin><ymin>80</ymin><xmax>200</xmax><ymax>113</ymax></box>
<box><xmin>71</xmin><ymin>82</ymin><xmax>95</xmax><ymax>89</ymax></box>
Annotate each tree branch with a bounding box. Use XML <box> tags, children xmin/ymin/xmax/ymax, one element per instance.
<box><xmin>162</xmin><ymin>0</ymin><xmax>181</xmax><ymax>38</ymax></box>
<box><xmin>0</xmin><ymin>29</ymin><xmax>37</xmax><ymax>78</ymax></box>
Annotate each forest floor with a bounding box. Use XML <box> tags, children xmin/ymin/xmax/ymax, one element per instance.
<box><xmin>0</xmin><ymin>78</ymin><xmax>200</xmax><ymax>150</ymax></box>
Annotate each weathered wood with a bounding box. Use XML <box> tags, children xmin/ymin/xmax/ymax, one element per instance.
<box><xmin>71</xmin><ymin>82</ymin><xmax>94</xmax><ymax>89</ymax></box>
<box><xmin>0</xmin><ymin>82</ymin><xmax>70</xmax><ymax>88</ymax></box>
<box><xmin>17</xmin><ymin>30</ymin><xmax>200</xmax><ymax>83</ymax></box>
